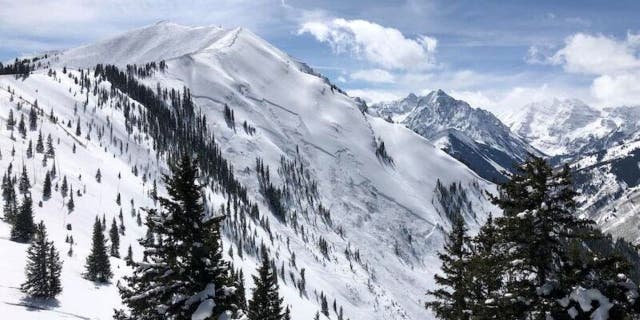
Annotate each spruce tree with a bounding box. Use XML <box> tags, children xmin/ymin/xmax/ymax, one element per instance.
<box><xmin>67</xmin><ymin>188</ymin><xmax>74</xmax><ymax>212</ymax></box>
<box><xmin>18</xmin><ymin>165</ymin><xmax>30</xmax><ymax>194</ymax></box>
<box><xmin>109</xmin><ymin>218</ymin><xmax>120</xmax><ymax>257</ymax></box>
<box><xmin>488</xmin><ymin>157</ymin><xmax>597</xmax><ymax>317</ymax></box>
<box><xmin>26</xmin><ymin>140</ymin><xmax>33</xmax><ymax>158</ymax></box>
<box><xmin>11</xmin><ymin>195</ymin><xmax>35</xmax><ymax>243</ymax></box>
<box><xmin>36</xmin><ymin>131</ymin><xmax>44</xmax><ymax>153</ymax></box>
<box><xmin>247</xmin><ymin>246</ymin><xmax>284</xmax><ymax>320</ymax></box>
<box><xmin>425</xmin><ymin>217</ymin><xmax>471</xmax><ymax>320</ymax></box>
<box><xmin>42</xmin><ymin>171</ymin><xmax>52</xmax><ymax>200</ymax></box>
<box><xmin>21</xmin><ymin>221</ymin><xmax>63</xmax><ymax>298</ymax></box>
<box><xmin>2</xmin><ymin>173</ymin><xmax>17</xmax><ymax>223</ymax></box>
<box><xmin>84</xmin><ymin>217</ymin><xmax>112</xmax><ymax>282</ymax></box>
<box><xmin>61</xmin><ymin>176</ymin><xmax>68</xmax><ymax>198</ymax></box>
<box><xmin>125</xmin><ymin>245</ymin><xmax>133</xmax><ymax>266</ymax></box>
<box><xmin>117</xmin><ymin>153</ymin><xmax>241</xmax><ymax>319</ymax></box>
<box><xmin>46</xmin><ymin>134</ymin><xmax>55</xmax><ymax>158</ymax></box>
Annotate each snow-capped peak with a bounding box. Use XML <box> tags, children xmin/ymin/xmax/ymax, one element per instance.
<box><xmin>57</xmin><ymin>22</ymin><xmax>238</xmax><ymax>67</ymax></box>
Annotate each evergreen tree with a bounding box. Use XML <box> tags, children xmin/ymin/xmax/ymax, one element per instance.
<box><xmin>95</xmin><ymin>168</ymin><xmax>101</xmax><ymax>183</ymax></box>
<box><xmin>247</xmin><ymin>246</ymin><xmax>284</xmax><ymax>320</ymax></box>
<box><xmin>488</xmin><ymin>157</ymin><xmax>597</xmax><ymax>317</ymax></box>
<box><xmin>29</xmin><ymin>106</ymin><xmax>37</xmax><ymax>131</ymax></box>
<box><xmin>18</xmin><ymin>114</ymin><xmax>26</xmax><ymax>138</ymax></box>
<box><xmin>26</xmin><ymin>140</ymin><xmax>33</xmax><ymax>158</ymax></box>
<box><xmin>117</xmin><ymin>153</ymin><xmax>241</xmax><ymax>319</ymax></box>
<box><xmin>125</xmin><ymin>245</ymin><xmax>133</xmax><ymax>266</ymax></box>
<box><xmin>35</xmin><ymin>131</ymin><xmax>44</xmax><ymax>153</ymax></box>
<box><xmin>67</xmin><ymin>187</ymin><xmax>74</xmax><ymax>212</ymax></box>
<box><xmin>18</xmin><ymin>165</ymin><xmax>30</xmax><ymax>194</ymax></box>
<box><xmin>109</xmin><ymin>218</ymin><xmax>120</xmax><ymax>257</ymax></box>
<box><xmin>84</xmin><ymin>217</ymin><xmax>112</xmax><ymax>282</ymax></box>
<box><xmin>7</xmin><ymin>109</ymin><xmax>15</xmax><ymax>130</ymax></box>
<box><xmin>11</xmin><ymin>195</ymin><xmax>35</xmax><ymax>242</ymax></box>
<box><xmin>21</xmin><ymin>221</ymin><xmax>63</xmax><ymax>298</ymax></box>
<box><xmin>46</xmin><ymin>134</ymin><xmax>55</xmax><ymax>158</ymax></box>
<box><xmin>61</xmin><ymin>176</ymin><xmax>68</xmax><ymax>198</ymax></box>
<box><xmin>425</xmin><ymin>217</ymin><xmax>471</xmax><ymax>320</ymax></box>
<box><xmin>75</xmin><ymin>119</ymin><xmax>81</xmax><ymax>136</ymax></box>
<box><xmin>42</xmin><ymin>171</ymin><xmax>52</xmax><ymax>200</ymax></box>
<box><xmin>467</xmin><ymin>214</ymin><xmax>503</xmax><ymax>318</ymax></box>
<box><xmin>2</xmin><ymin>173</ymin><xmax>17</xmax><ymax>223</ymax></box>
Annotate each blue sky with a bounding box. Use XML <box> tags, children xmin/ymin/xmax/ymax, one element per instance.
<box><xmin>2</xmin><ymin>0</ymin><xmax>640</xmax><ymax>112</ymax></box>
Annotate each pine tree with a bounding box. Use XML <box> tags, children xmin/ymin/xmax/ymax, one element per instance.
<box><xmin>84</xmin><ymin>217</ymin><xmax>112</xmax><ymax>282</ymax></box>
<box><xmin>67</xmin><ymin>187</ymin><xmax>74</xmax><ymax>212</ymax></box>
<box><xmin>467</xmin><ymin>214</ymin><xmax>503</xmax><ymax>318</ymax></box>
<box><xmin>61</xmin><ymin>176</ymin><xmax>68</xmax><ymax>198</ymax></box>
<box><xmin>425</xmin><ymin>217</ymin><xmax>471</xmax><ymax>320</ymax></box>
<box><xmin>36</xmin><ymin>131</ymin><xmax>44</xmax><ymax>153</ymax></box>
<box><xmin>42</xmin><ymin>171</ymin><xmax>52</xmax><ymax>200</ymax></box>
<box><xmin>95</xmin><ymin>168</ymin><xmax>101</xmax><ymax>183</ymax></box>
<box><xmin>125</xmin><ymin>245</ymin><xmax>133</xmax><ymax>266</ymax></box>
<box><xmin>117</xmin><ymin>153</ymin><xmax>241</xmax><ymax>319</ymax></box>
<box><xmin>2</xmin><ymin>173</ymin><xmax>17</xmax><ymax>223</ymax></box>
<box><xmin>26</xmin><ymin>140</ymin><xmax>33</xmax><ymax>158</ymax></box>
<box><xmin>45</xmin><ymin>134</ymin><xmax>55</xmax><ymax>158</ymax></box>
<box><xmin>18</xmin><ymin>114</ymin><xmax>26</xmax><ymax>138</ymax></box>
<box><xmin>248</xmin><ymin>246</ymin><xmax>284</xmax><ymax>320</ymax></box>
<box><xmin>29</xmin><ymin>106</ymin><xmax>37</xmax><ymax>131</ymax></box>
<box><xmin>18</xmin><ymin>165</ymin><xmax>30</xmax><ymax>194</ymax></box>
<box><xmin>11</xmin><ymin>195</ymin><xmax>35</xmax><ymax>242</ymax></box>
<box><xmin>21</xmin><ymin>221</ymin><xmax>63</xmax><ymax>298</ymax></box>
<box><xmin>109</xmin><ymin>218</ymin><xmax>120</xmax><ymax>258</ymax></box>
<box><xmin>7</xmin><ymin>109</ymin><xmax>15</xmax><ymax>130</ymax></box>
<box><xmin>75</xmin><ymin>119</ymin><xmax>81</xmax><ymax>136</ymax></box>
<box><xmin>488</xmin><ymin>157</ymin><xmax>597</xmax><ymax>317</ymax></box>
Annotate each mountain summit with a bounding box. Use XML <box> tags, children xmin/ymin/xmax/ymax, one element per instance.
<box><xmin>369</xmin><ymin>90</ymin><xmax>539</xmax><ymax>181</ymax></box>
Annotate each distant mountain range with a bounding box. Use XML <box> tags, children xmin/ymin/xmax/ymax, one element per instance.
<box><xmin>369</xmin><ymin>90</ymin><xmax>539</xmax><ymax>182</ymax></box>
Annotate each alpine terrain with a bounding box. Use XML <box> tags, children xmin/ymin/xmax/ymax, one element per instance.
<box><xmin>0</xmin><ymin>22</ymin><xmax>496</xmax><ymax>320</ymax></box>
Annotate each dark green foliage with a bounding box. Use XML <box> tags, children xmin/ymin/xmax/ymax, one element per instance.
<box><xmin>42</xmin><ymin>172</ymin><xmax>52</xmax><ymax>200</ymax></box>
<box><xmin>18</xmin><ymin>165</ymin><xmax>30</xmax><ymax>194</ymax></box>
<box><xmin>425</xmin><ymin>217</ymin><xmax>471</xmax><ymax>320</ymax></box>
<box><xmin>36</xmin><ymin>131</ymin><xmax>44</xmax><ymax>153</ymax></box>
<box><xmin>84</xmin><ymin>217</ymin><xmax>112</xmax><ymax>282</ymax></box>
<box><xmin>11</xmin><ymin>195</ymin><xmax>35</xmax><ymax>243</ymax></box>
<box><xmin>117</xmin><ymin>154</ymin><xmax>240</xmax><ymax>319</ymax></box>
<box><xmin>21</xmin><ymin>222</ymin><xmax>62</xmax><ymax>299</ymax></box>
<box><xmin>247</xmin><ymin>246</ymin><xmax>284</xmax><ymax>320</ymax></box>
<box><xmin>109</xmin><ymin>218</ymin><xmax>120</xmax><ymax>258</ymax></box>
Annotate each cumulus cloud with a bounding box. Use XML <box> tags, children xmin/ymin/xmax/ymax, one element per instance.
<box><xmin>549</xmin><ymin>32</ymin><xmax>640</xmax><ymax>75</ymax></box>
<box><xmin>530</xmin><ymin>32</ymin><xmax>640</xmax><ymax>106</ymax></box>
<box><xmin>298</xmin><ymin>18</ymin><xmax>437</xmax><ymax>70</ymax></box>
<box><xmin>350</xmin><ymin>69</ymin><xmax>396</xmax><ymax>83</ymax></box>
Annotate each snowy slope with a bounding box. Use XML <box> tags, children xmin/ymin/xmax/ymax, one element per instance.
<box><xmin>0</xmin><ymin>22</ymin><xmax>498</xmax><ymax>320</ymax></box>
<box><xmin>369</xmin><ymin>90</ymin><xmax>538</xmax><ymax>182</ymax></box>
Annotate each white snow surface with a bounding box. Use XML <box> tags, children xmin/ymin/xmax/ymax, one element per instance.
<box><xmin>0</xmin><ymin>22</ymin><xmax>498</xmax><ymax>320</ymax></box>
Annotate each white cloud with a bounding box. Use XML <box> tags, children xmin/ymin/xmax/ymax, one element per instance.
<box><xmin>550</xmin><ymin>32</ymin><xmax>640</xmax><ymax>75</ymax></box>
<box><xmin>350</xmin><ymin>69</ymin><xmax>396</xmax><ymax>83</ymax></box>
<box><xmin>591</xmin><ymin>73</ymin><xmax>640</xmax><ymax>106</ymax></box>
<box><xmin>298</xmin><ymin>18</ymin><xmax>437</xmax><ymax>70</ymax></box>
<box><xmin>529</xmin><ymin>32</ymin><xmax>640</xmax><ymax>106</ymax></box>
<box><xmin>347</xmin><ymin>89</ymin><xmax>404</xmax><ymax>104</ymax></box>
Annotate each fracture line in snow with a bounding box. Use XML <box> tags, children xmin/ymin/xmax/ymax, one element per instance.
<box><xmin>192</xmin><ymin>94</ymin><xmax>226</xmax><ymax>105</ymax></box>
<box><xmin>245</xmin><ymin>96</ymin><xmax>299</xmax><ymax>116</ymax></box>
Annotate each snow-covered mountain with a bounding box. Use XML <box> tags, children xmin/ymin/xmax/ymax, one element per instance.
<box><xmin>0</xmin><ymin>22</ymin><xmax>497</xmax><ymax>320</ymax></box>
<box><xmin>502</xmin><ymin>98</ymin><xmax>640</xmax><ymax>156</ymax></box>
<box><xmin>499</xmin><ymin>98</ymin><xmax>640</xmax><ymax>244</ymax></box>
<box><xmin>369</xmin><ymin>90</ymin><xmax>538</xmax><ymax>182</ymax></box>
